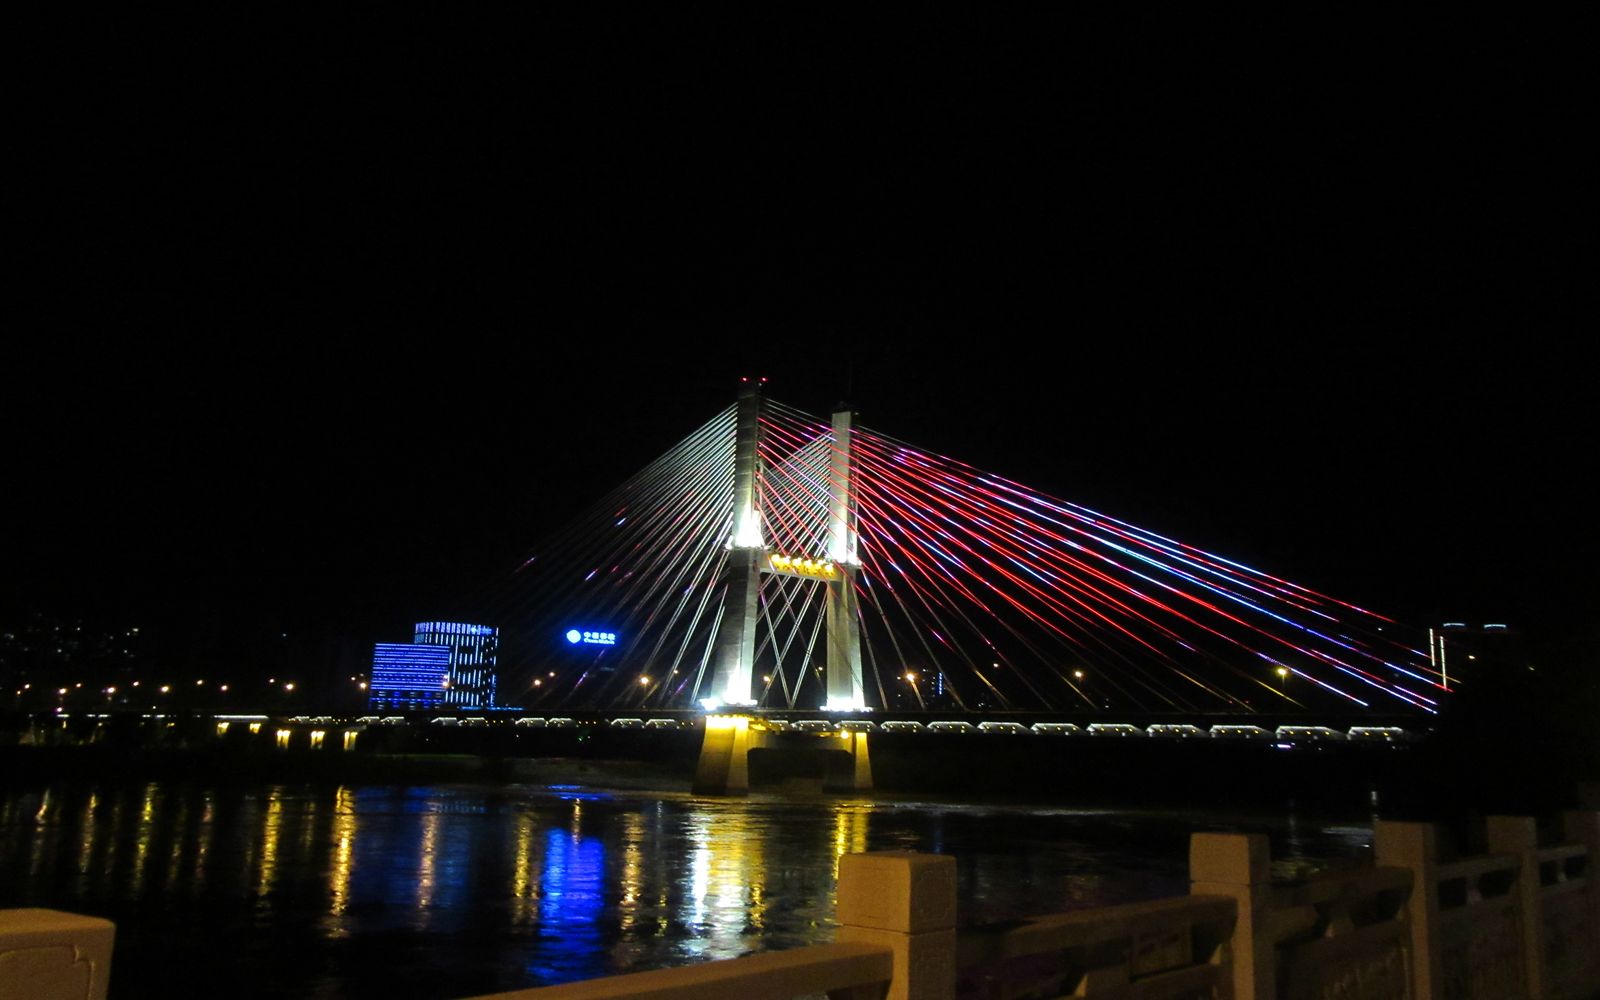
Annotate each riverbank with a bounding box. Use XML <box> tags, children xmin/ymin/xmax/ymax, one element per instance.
<box><xmin>6</xmin><ymin>718</ymin><xmax>1592</xmax><ymax>818</ymax></box>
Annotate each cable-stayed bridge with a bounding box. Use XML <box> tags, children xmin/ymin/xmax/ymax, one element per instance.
<box><xmin>470</xmin><ymin>380</ymin><xmax>1445</xmax><ymax>792</ymax></box>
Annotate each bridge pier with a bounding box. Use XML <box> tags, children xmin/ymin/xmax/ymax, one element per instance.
<box><xmin>691</xmin><ymin>717</ymin><xmax>874</xmax><ymax>795</ymax></box>
<box><xmin>691</xmin><ymin>715</ymin><xmax>752</xmax><ymax>795</ymax></box>
<box><xmin>824</xmin><ymin>731</ymin><xmax>873</xmax><ymax>793</ymax></box>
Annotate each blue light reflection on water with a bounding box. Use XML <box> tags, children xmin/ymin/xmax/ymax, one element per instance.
<box><xmin>0</xmin><ymin>781</ymin><xmax>1374</xmax><ymax>999</ymax></box>
<box><xmin>533</xmin><ymin>822</ymin><xmax>607</xmax><ymax>982</ymax></box>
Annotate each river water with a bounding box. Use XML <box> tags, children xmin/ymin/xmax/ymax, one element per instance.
<box><xmin>0</xmin><ymin>776</ymin><xmax>1374</xmax><ymax>999</ymax></box>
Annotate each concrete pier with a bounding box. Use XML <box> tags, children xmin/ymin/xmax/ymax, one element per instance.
<box><xmin>691</xmin><ymin>715</ymin><xmax>873</xmax><ymax>795</ymax></box>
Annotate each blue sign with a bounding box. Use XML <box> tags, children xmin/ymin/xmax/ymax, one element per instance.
<box><xmin>565</xmin><ymin>629</ymin><xmax>617</xmax><ymax>646</ymax></box>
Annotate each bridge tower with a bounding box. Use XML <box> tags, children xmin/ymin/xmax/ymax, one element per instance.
<box><xmin>705</xmin><ymin>381</ymin><xmax>868</xmax><ymax>710</ymax></box>
<box><xmin>694</xmin><ymin>381</ymin><xmax>871</xmax><ymax>793</ymax></box>
<box><xmin>707</xmin><ymin>377</ymin><xmax>765</xmax><ymax>708</ymax></box>
<box><xmin>823</xmin><ymin>405</ymin><xmax>867</xmax><ymax>711</ymax></box>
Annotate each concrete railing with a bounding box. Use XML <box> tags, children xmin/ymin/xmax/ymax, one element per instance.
<box><xmin>468</xmin><ymin>941</ymin><xmax>895</xmax><ymax>1000</ymax></box>
<box><xmin>1376</xmin><ymin>811</ymin><xmax>1600</xmax><ymax>1000</ymax></box>
<box><xmin>954</xmin><ymin>894</ymin><xmax>1236</xmax><ymax>997</ymax></box>
<box><xmin>0</xmin><ymin>910</ymin><xmax>114</xmax><ymax>1000</ymax></box>
<box><xmin>6</xmin><ymin>812</ymin><xmax>1596</xmax><ymax>1000</ymax></box>
<box><xmin>1190</xmin><ymin>831</ymin><xmax>1414</xmax><ymax>999</ymax></box>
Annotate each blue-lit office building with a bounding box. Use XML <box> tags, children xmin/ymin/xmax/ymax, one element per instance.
<box><xmin>415</xmin><ymin>621</ymin><xmax>499</xmax><ymax>709</ymax></box>
<box><xmin>368</xmin><ymin>643</ymin><xmax>453</xmax><ymax>711</ymax></box>
<box><xmin>368</xmin><ymin>621</ymin><xmax>500</xmax><ymax>711</ymax></box>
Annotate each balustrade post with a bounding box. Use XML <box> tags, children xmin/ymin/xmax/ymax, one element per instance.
<box><xmin>1189</xmin><ymin>833</ymin><xmax>1273</xmax><ymax>1000</ymax></box>
<box><xmin>1373</xmin><ymin>820</ymin><xmax>1441</xmax><ymax>1000</ymax></box>
<box><xmin>1485</xmin><ymin>815</ymin><xmax>1543</xmax><ymax>998</ymax></box>
<box><xmin>0</xmin><ymin>909</ymin><xmax>115</xmax><ymax>1000</ymax></box>
<box><xmin>835</xmin><ymin>852</ymin><xmax>957</xmax><ymax>1000</ymax></box>
<box><xmin>1560</xmin><ymin>811</ymin><xmax>1600</xmax><ymax>978</ymax></box>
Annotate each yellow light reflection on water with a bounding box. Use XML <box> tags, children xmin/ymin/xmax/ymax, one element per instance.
<box><xmin>192</xmin><ymin>791</ymin><xmax>215</xmax><ymax>897</ymax></box>
<box><xmin>130</xmin><ymin>783</ymin><xmax>158</xmax><ymax>895</ymax></box>
<box><xmin>510</xmin><ymin>811</ymin><xmax>539</xmax><ymax>925</ymax></box>
<box><xmin>619</xmin><ymin>811</ymin><xmax>644</xmax><ymax>933</ymax></box>
<box><xmin>76</xmin><ymin>791</ymin><xmax>98</xmax><ymax>895</ymax></box>
<box><xmin>831</xmin><ymin>802</ymin><xmax>871</xmax><ymax>879</ymax></box>
<box><xmin>28</xmin><ymin>790</ymin><xmax>54</xmax><ymax>882</ymax></box>
<box><xmin>683</xmin><ymin>809</ymin><xmax>765</xmax><ymax>960</ymax></box>
<box><xmin>164</xmin><ymin>793</ymin><xmax>190</xmax><ymax>890</ymax></box>
<box><xmin>417</xmin><ymin>808</ymin><xmax>441</xmax><ymax>914</ymax></box>
<box><xmin>328</xmin><ymin>787</ymin><xmax>357</xmax><ymax>928</ymax></box>
<box><xmin>257</xmin><ymin>789</ymin><xmax>284</xmax><ymax>896</ymax></box>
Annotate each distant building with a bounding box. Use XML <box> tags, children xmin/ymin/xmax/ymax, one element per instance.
<box><xmin>1431</xmin><ymin>622</ymin><xmax>1527</xmax><ymax>687</ymax></box>
<box><xmin>414</xmin><ymin>621</ymin><xmax>499</xmax><ymax>709</ymax></box>
<box><xmin>367</xmin><ymin>621</ymin><xmax>500</xmax><ymax>711</ymax></box>
<box><xmin>368</xmin><ymin>643</ymin><xmax>452</xmax><ymax>711</ymax></box>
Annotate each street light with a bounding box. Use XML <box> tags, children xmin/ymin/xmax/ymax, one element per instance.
<box><xmin>903</xmin><ymin>670</ymin><xmax>926</xmax><ymax>710</ymax></box>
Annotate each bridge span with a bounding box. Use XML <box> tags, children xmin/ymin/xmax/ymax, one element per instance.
<box><xmin>35</xmin><ymin>707</ymin><xmax>1428</xmax><ymax>797</ymax></box>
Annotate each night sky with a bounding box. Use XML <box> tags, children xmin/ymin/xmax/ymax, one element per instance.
<box><xmin>9</xmin><ymin>11</ymin><xmax>1596</xmax><ymax>682</ymax></box>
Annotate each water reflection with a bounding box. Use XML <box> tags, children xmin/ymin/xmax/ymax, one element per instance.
<box><xmin>75</xmin><ymin>791</ymin><xmax>97</xmax><ymax>895</ymax></box>
<box><xmin>683</xmin><ymin>809</ymin><xmax>764</xmax><ymax>959</ymax></box>
<box><xmin>535</xmin><ymin>823</ymin><xmax>606</xmax><ymax>982</ymax></box>
<box><xmin>257</xmin><ymin>788</ymin><xmax>283</xmax><ymax>897</ymax></box>
<box><xmin>510</xmin><ymin>809</ymin><xmax>539</xmax><ymax>925</ymax></box>
<box><xmin>618</xmin><ymin>811</ymin><xmax>643</xmax><ymax>933</ymax></box>
<box><xmin>328</xmin><ymin>787</ymin><xmax>357</xmax><ymax>928</ymax></box>
<box><xmin>127</xmin><ymin>783</ymin><xmax>157</xmax><ymax>896</ymax></box>
<box><xmin>416</xmin><ymin>807</ymin><xmax>440</xmax><ymax>913</ymax></box>
<box><xmin>0</xmin><ymin>782</ymin><xmax>1372</xmax><ymax>1000</ymax></box>
<box><xmin>831</xmin><ymin>802</ymin><xmax>871</xmax><ymax>876</ymax></box>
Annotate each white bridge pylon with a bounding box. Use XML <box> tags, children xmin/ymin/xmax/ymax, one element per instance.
<box><xmin>708</xmin><ymin>379</ymin><xmax>866</xmax><ymax>711</ymax></box>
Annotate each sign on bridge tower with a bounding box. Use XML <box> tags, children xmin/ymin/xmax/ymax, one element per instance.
<box><xmin>707</xmin><ymin>379</ymin><xmax>867</xmax><ymax>710</ymax></box>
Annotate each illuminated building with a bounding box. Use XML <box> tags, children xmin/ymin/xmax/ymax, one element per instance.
<box><xmin>414</xmin><ymin>621</ymin><xmax>499</xmax><ymax>708</ymax></box>
<box><xmin>1429</xmin><ymin>622</ymin><xmax>1526</xmax><ymax>688</ymax></box>
<box><xmin>368</xmin><ymin>643</ymin><xmax>452</xmax><ymax>710</ymax></box>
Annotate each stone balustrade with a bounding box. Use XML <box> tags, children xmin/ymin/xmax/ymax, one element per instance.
<box><xmin>4</xmin><ymin>812</ymin><xmax>1595</xmax><ymax>1000</ymax></box>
